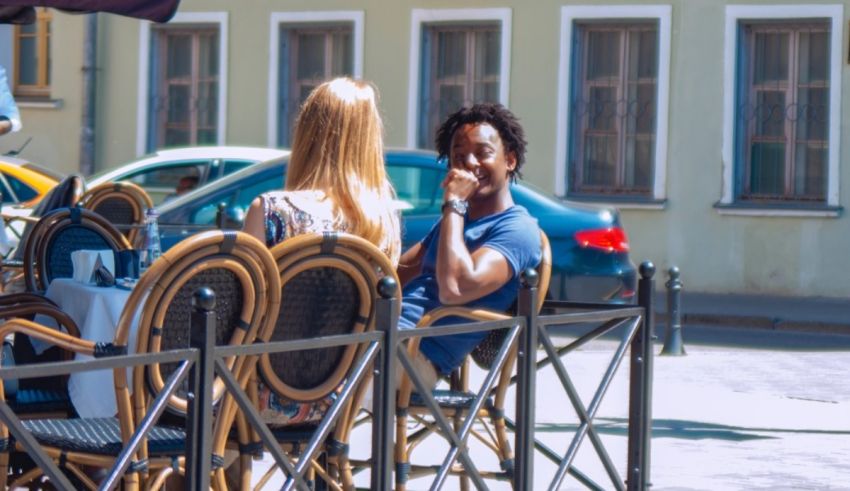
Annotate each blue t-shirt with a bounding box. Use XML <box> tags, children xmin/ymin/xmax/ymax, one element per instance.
<box><xmin>399</xmin><ymin>205</ymin><xmax>541</xmax><ymax>375</ymax></box>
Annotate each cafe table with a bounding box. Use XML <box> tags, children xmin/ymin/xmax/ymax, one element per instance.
<box><xmin>33</xmin><ymin>277</ymin><xmax>143</xmax><ymax>418</ymax></box>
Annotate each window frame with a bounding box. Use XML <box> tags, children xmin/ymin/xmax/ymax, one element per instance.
<box><xmin>720</xmin><ymin>5</ymin><xmax>842</xmax><ymax>216</ymax></box>
<box><xmin>408</xmin><ymin>8</ymin><xmax>512</xmax><ymax>149</ymax></box>
<box><xmin>267</xmin><ymin>11</ymin><xmax>364</xmax><ymax>148</ymax></box>
<box><xmin>13</xmin><ymin>7</ymin><xmax>51</xmax><ymax>98</ymax></box>
<box><xmin>556</xmin><ymin>5</ymin><xmax>671</xmax><ymax>207</ymax></box>
<box><xmin>137</xmin><ymin>12</ymin><xmax>228</xmax><ymax>157</ymax></box>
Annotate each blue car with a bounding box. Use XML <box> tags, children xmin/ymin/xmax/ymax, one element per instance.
<box><xmin>156</xmin><ymin>149</ymin><xmax>636</xmax><ymax>303</ymax></box>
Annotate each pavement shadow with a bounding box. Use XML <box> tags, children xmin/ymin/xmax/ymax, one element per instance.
<box><xmin>548</xmin><ymin>322</ymin><xmax>850</xmax><ymax>351</ymax></box>
<box><xmin>536</xmin><ymin>418</ymin><xmax>775</xmax><ymax>442</ymax></box>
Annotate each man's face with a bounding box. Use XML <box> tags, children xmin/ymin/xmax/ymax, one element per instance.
<box><xmin>448</xmin><ymin>123</ymin><xmax>516</xmax><ymax>202</ymax></box>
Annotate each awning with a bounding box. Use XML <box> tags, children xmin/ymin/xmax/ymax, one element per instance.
<box><xmin>0</xmin><ymin>0</ymin><xmax>180</xmax><ymax>24</ymax></box>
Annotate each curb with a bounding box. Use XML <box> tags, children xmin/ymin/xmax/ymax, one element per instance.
<box><xmin>654</xmin><ymin>311</ymin><xmax>850</xmax><ymax>336</ymax></box>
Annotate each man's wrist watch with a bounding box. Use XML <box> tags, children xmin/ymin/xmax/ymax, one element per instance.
<box><xmin>442</xmin><ymin>198</ymin><xmax>468</xmax><ymax>216</ymax></box>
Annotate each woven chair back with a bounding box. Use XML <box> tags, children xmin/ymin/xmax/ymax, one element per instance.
<box><xmin>470</xmin><ymin>230</ymin><xmax>552</xmax><ymax>369</ymax></box>
<box><xmin>23</xmin><ymin>207</ymin><xmax>132</xmax><ymax>293</ymax></box>
<box><xmin>258</xmin><ymin>232</ymin><xmax>400</xmax><ymax>403</ymax></box>
<box><xmin>9</xmin><ymin>174</ymin><xmax>85</xmax><ymax>263</ymax></box>
<box><xmin>78</xmin><ymin>182</ymin><xmax>153</xmax><ymax>245</ymax></box>
<box><xmin>120</xmin><ymin>230</ymin><xmax>280</xmax><ymax>416</ymax></box>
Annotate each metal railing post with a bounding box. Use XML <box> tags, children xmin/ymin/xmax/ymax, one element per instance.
<box><xmin>185</xmin><ymin>287</ymin><xmax>215</xmax><ymax>490</ymax></box>
<box><xmin>514</xmin><ymin>268</ymin><xmax>539</xmax><ymax>490</ymax></box>
<box><xmin>627</xmin><ymin>261</ymin><xmax>655</xmax><ymax>491</ymax></box>
<box><xmin>661</xmin><ymin>266</ymin><xmax>686</xmax><ymax>356</ymax></box>
<box><xmin>371</xmin><ymin>276</ymin><xmax>398</xmax><ymax>490</ymax></box>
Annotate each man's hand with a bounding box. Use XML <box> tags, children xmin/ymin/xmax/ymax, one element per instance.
<box><xmin>441</xmin><ymin>168</ymin><xmax>478</xmax><ymax>202</ymax></box>
<box><xmin>0</xmin><ymin>118</ymin><xmax>11</xmax><ymax>136</ymax></box>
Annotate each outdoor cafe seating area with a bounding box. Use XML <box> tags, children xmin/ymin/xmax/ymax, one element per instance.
<box><xmin>0</xmin><ymin>179</ymin><xmax>655</xmax><ymax>491</ymax></box>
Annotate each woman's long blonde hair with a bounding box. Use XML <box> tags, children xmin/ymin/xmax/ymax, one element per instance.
<box><xmin>285</xmin><ymin>77</ymin><xmax>400</xmax><ymax>262</ymax></box>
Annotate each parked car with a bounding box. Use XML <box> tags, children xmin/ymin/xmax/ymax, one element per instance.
<box><xmin>0</xmin><ymin>156</ymin><xmax>64</xmax><ymax>251</ymax></box>
<box><xmin>87</xmin><ymin>146</ymin><xmax>290</xmax><ymax>205</ymax></box>
<box><xmin>156</xmin><ymin>149</ymin><xmax>637</xmax><ymax>303</ymax></box>
<box><xmin>0</xmin><ymin>155</ymin><xmax>61</xmax><ymax>209</ymax></box>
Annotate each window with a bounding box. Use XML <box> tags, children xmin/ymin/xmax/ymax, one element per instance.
<box><xmin>3</xmin><ymin>173</ymin><xmax>38</xmax><ymax>202</ymax></box>
<box><xmin>148</xmin><ymin>26</ymin><xmax>219</xmax><ymax>149</ymax></box>
<box><xmin>418</xmin><ymin>23</ymin><xmax>501</xmax><ymax>148</ymax></box>
<box><xmin>721</xmin><ymin>5</ymin><xmax>842</xmax><ymax>214</ymax></box>
<box><xmin>569</xmin><ymin>22</ymin><xmax>658</xmax><ymax>197</ymax></box>
<box><xmin>124</xmin><ymin>162</ymin><xmax>205</xmax><ymax>204</ymax></box>
<box><xmin>13</xmin><ymin>7</ymin><xmax>51</xmax><ymax>97</ymax></box>
<box><xmin>268</xmin><ymin>11</ymin><xmax>363</xmax><ymax>148</ymax></box>
<box><xmin>277</xmin><ymin>23</ymin><xmax>353</xmax><ymax>147</ymax></box>
<box><xmin>557</xmin><ymin>6</ymin><xmax>671</xmax><ymax>204</ymax></box>
<box><xmin>139</xmin><ymin>13</ymin><xmax>228</xmax><ymax>155</ymax></box>
<box><xmin>408</xmin><ymin>9</ymin><xmax>511</xmax><ymax>149</ymax></box>
<box><xmin>386</xmin><ymin>164</ymin><xmax>446</xmax><ymax>216</ymax></box>
<box><xmin>736</xmin><ymin>21</ymin><xmax>829</xmax><ymax>203</ymax></box>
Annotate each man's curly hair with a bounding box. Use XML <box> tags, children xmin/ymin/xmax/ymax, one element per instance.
<box><xmin>434</xmin><ymin>103</ymin><xmax>528</xmax><ymax>181</ymax></box>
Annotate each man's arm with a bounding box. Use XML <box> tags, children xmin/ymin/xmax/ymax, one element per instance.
<box><xmin>435</xmin><ymin>208</ymin><xmax>511</xmax><ymax>305</ymax></box>
<box><xmin>0</xmin><ymin>66</ymin><xmax>21</xmax><ymax>135</ymax></box>
<box><xmin>397</xmin><ymin>242</ymin><xmax>425</xmax><ymax>287</ymax></box>
<box><xmin>435</xmin><ymin>167</ymin><xmax>512</xmax><ymax>305</ymax></box>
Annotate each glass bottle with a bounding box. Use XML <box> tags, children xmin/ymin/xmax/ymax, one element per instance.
<box><xmin>142</xmin><ymin>207</ymin><xmax>162</xmax><ymax>271</ymax></box>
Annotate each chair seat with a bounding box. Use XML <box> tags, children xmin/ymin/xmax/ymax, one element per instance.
<box><xmin>21</xmin><ymin>417</ymin><xmax>186</xmax><ymax>455</ymax></box>
<box><xmin>8</xmin><ymin>388</ymin><xmax>71</xmax><ymax>415</ymax></box>
<box><xmin>270</xmin><ymin>423</ymin><xmax>321</xmax><ymax>443</ymax></box>
<box><xmin>409</xmin><ymin>389</ymin><xmax>495</xmax><ymax>412</ymax></box>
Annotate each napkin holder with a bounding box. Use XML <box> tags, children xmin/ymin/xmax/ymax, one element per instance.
<box><xmin>115</xmin><ymin>249</ymin><xmax>140</xmax><ymax>279</ymax></box>
<box><xmin>71</xmin><ymin>250</ymin><xmax>115</xmax><ymax>285</ymax></box>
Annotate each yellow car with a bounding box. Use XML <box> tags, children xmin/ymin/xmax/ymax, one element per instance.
<box><xmin>0</xmin><ymin>156</ymin><xmax>61</xmax><ymax>208</ymax></box>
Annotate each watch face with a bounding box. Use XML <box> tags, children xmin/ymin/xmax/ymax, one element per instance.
<box><xmin>443</xmin><ymin>199</ymin><xmax>468</xmax><ymax>215</ymax></box>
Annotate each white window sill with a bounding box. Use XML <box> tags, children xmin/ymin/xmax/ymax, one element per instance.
<box><xmin>714</xmin><ymin>203</ymin><xmax>842</xmax><ymax>218</ymax></box>
<box><xmin>18</xmin><ymin>99</ymin><xmax>62</xmax><ymax>110</ymax></box>
<box><xmin>564</xmin><ymin>195</ymin><xmax>667</xmax><ymax>211</ymax></box>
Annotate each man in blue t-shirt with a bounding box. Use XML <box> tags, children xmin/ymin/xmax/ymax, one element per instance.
<box><xmin>397</xmin><ymin>103</ymin><xmax>542</xmax><ymax>385</ymax></box>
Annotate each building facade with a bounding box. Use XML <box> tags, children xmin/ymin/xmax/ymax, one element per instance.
<box><xmin>1</xmin><ymin>0</ymin><xmax>848</xmax><ymax>297</ymax></box>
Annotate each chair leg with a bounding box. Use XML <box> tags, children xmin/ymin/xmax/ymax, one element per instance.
<box><xmin>394</xmin><ymin>411</ymin><xmax>410</xmax><ymax>491</ymax></box>
<box><xmin>0</xmin><ymin>450</ymin><xmax>8</xmax><ymax>490</ymax></box>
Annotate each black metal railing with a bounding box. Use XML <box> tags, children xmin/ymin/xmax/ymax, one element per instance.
<box><xmin>0</xmin><ymin>261</ymin><xmax>656</xmax><ymax>490</ymax></box>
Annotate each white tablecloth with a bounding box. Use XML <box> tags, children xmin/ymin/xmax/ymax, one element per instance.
<box><xmin>34</xmin><ymin>278</ymin><xmax>142</xmax><ymax>418</ymax></box>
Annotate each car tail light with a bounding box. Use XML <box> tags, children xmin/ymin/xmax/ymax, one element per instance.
<box><xmin>574</xmin><ymin>227</ymin><xmax>630</xmax><ymax>253</ymax></box>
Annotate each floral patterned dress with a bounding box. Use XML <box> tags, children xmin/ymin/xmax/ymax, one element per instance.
<box><xmin>256</xmin><ymin>189</ymin><xmax>397</xmax><ymax>426</ymax></box>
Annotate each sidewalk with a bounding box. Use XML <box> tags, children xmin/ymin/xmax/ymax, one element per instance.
<box><xmin>654</xmin><ymin>290</ymin><xmax>850</xmax><ymax>335</ymax></box>
<box><xmin>252</xmin><ymin>332</ymin><xmax>850</xmax><ymax>490</ymax></box>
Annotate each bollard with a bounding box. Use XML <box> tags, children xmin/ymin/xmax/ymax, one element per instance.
<box><xmin>661</xmin><ymin>266</ymin><xmax>686</xmax><ymax>356</ymax></box>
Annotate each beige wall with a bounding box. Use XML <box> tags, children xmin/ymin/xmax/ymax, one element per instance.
<box><xmin>21</xmin><ymin>0</ymin><xmax>850</xmax><ymax>297</ymax></box>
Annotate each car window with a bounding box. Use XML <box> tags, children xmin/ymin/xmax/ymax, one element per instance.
<box><xmin>0</xmin><ymin>174</ymin><xmax>16</xmax><ymax>204</ymax></box>
<box><xmin>222</xmin><ymin>160</ymin><xmax>254</xmax><ymax>176</ymax></box>
<box><xmin>188</xmin><ymin>171</ymin><xmax>284</xmax><ymax>225</ymax></box>
<box><xmin>3</xmin><ymin>173</ymin><xmax>38</xmax><ymax>202</ymax></box>
<box><xmin>124</xmin><ymin>163</ymin><xmax>206</xmax><ymax>188</ymax></box>
<box><xmin>386</xmin><ymin>164</ymin><xmax>445</xmax><ymax>216</ymax></box>
<box><xmin>122</xmin><ymin>162</ymin><xmax>207</xmax><ymax>205</ymax></box>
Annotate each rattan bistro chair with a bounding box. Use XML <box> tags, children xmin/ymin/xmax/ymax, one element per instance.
<box><xmin>0</xmin><ymin>174</ymin><xmax>86</xmax><ymax>292</ymax></box>
<box><xmin>393</xmin><ymin>231</ymin><xmax>551</xmax><ymax>490</ymax></box>
<box><xmin>0</xmin><ymin>230</ymin><xmax>280</xmax><ymax>491</ymax></box>
<box><xmin>23</xmin><ymin>207</ymin><xmax>132</xmax><ymax>294</ymax></box>
<box><xmin>218</xmin><ymin>232</ymin><xmax>401</xmax><ymax>491</ymax></box>
<box><xmin>77</xmin><ymin>182</ymin><xmax>153</xmax><ymax>245</ymax></box>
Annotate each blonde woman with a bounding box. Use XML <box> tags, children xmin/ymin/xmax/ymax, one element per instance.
<box><xmin>243</xmin><ymin>77</ymin><xmax>400</xmax><ymax>425</ymax></box>
<box><xmin>244</xmin><ymin>77</ymin><xmax>399</xmax><ymax>265</ymax></box>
